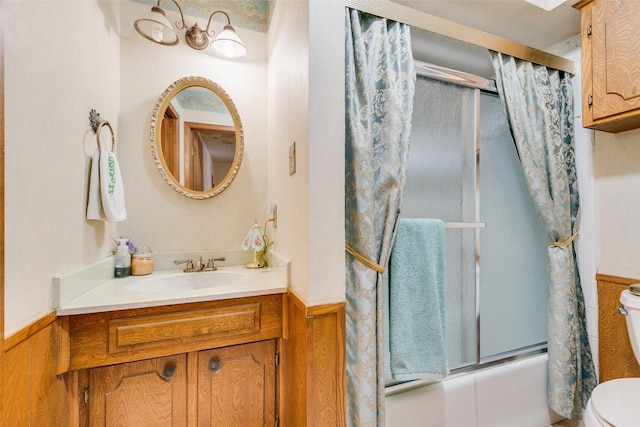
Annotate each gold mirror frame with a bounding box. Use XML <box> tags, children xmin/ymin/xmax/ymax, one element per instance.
<box><xmin>150</xmin><ymin>76</ymin><xmax>244</xmax><ymax>199</ymax></box>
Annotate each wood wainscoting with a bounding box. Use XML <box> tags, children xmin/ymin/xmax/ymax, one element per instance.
<box><xmin>1</xmin><ymin>311</ymin><xmax>69</xmax><ymax>426</ymax></box>
<box><xmin>1</xmin><ymin>291</ymin><xmax>346</xmax><ymax>426</ymax></box>
<box><xmin>282</xmin><ymin>291</ymin><xmax>346</xmax><ymax>427</ymax></box>
<box><xmin>597</xmin><ymin>274</ymin><xmax>640</xmax><ymax>382</ymax></box>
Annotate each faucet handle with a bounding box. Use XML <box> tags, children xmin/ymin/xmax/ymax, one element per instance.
<box><xmin>204</xmin><ymin>257</ymin><xmax>226</xmax><ymax>271</ymax></box>
<box><xmin>173</xmin><ymin>258</ymin><xmax>195</xmax><ymax>272</ymax></box>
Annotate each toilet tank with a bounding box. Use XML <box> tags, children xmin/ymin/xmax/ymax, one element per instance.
<box><xmin>620</xmin><ymin>289</ymin><xmax>640</xmax><ymax>364</ymax></box>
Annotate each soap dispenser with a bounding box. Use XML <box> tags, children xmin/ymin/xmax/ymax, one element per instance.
<box><xmin>114</xmin><ymin>239</ymin><xmax>131</xmax><ymax>278</ymax></box>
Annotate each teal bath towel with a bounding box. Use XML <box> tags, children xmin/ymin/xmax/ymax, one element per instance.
<box><xmin>389</xmin><ymin>218</ymin><xmax>448</xmax><ymax>380</ymax></box>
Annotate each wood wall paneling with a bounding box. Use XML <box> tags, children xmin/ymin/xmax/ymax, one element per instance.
<box><xmin>597</xmin><ymin>274</ymin><xmax>640</xmax><ymax>382</ymax></box>
<box><xmin>283</xmin><ymin>291</ymin><xmax>346</xmax><ymax>427</ymax></box>
<box><xmin>282</xmin><ymin>294</ymin><xmax>308</xmax><ymax>426</ymax></box>
<box><xmin>2</xmin><ymin>321</ymin><xmax>69</xmax><ymax>426</ymax></box>
<box><xmin>2</xmin><ymin>337</ymin><xmax>29</xmax><ymax>426</ymax></box>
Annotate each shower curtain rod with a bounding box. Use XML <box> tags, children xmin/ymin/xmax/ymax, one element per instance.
<box><xmin>345</xmin><ymin>0</ymin><xmax>576</xmax><ymax>75</ymax></box>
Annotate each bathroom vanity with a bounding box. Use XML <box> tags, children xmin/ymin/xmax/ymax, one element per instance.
<box><xmin>54</xmin><ymin>254</ymin><xmax>287</xmax><ymax>426</ymax></box>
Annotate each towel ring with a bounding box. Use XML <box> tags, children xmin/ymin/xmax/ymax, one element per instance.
<box><xmin>96</xmin><ymin>120</ymin><xmax>116</xmax><ymax>153</ymax></box>
<box><xmin>89</xmin><ymin>109</ymin><xmax>116</xmax><ymax>152</ymax></box>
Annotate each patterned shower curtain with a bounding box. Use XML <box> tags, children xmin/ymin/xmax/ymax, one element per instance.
<box><xmin>490</xmin><ymin>51</ymin><xmax>597</xmax><ymax>419</ymax></box>
<box><xmin>345</xmin><ymin>8</ymin><xmax>415</xmax><ymax>426</ymax></box>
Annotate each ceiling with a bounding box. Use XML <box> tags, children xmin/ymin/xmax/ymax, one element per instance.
<box><xmin>132</xmin><ymin>0</ymin><xmax>581</xmax><ymax>78</ymax></box>
<box><xmin>393</xmin><ymin>0</ymin><xmax>582</xmax><ymax>77</ymax></box>
<box><xmin>132</xmin><ymin>0</ymin><xmax>272</xmax><ymax>32</ymax></box>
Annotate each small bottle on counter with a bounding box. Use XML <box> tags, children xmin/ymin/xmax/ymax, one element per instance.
<box><xmin>114</xmin><ymin>239</ymin><xmax>131</xmax><ymax>278</ymax></box>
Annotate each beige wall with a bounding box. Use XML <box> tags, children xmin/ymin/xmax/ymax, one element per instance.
<box><xmin>116</xmin><ymin>1</ymin><xmax>269</xmax><ymax>252</ymax></box>
<box><xmin>5</xmin><ymin>0</ymin><xmax>347</xmax><ymax>336</ymax></box>
<box><xmin>307</xmin><ymin>0</ymin><xmax>345</xmax><ymax>304</ymax></box>
<box><xmin>595</xmin><ymin>127</ymin><xmax>640</xmax><ymax>279</ymax></box>
<box><xmin>267</xmin><ymin>0</ymin><xmax>311</xmax><ymax>300</ymax></box>
<box><xmin>5</xmin><ymin>0</ymin><xmax>121</xmax><ymax>335</ymax></box>
<box><xmin>4</xmin><ymin>0</ymin><xmax>269</xmax><ymax>336</ymax></box>
<box><xmin>267</xmin><ymin>0</ymin><xmax>345</xmax><ymax>304</ymax></box>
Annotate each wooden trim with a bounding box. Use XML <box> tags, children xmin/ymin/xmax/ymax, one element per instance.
<box><xmin>56</xmin><ymin>316</ymin><xmax>70</xmax><ymax>375</ymax></box>
<box><xmin>3</xmin><ymin>310</ymin><xmax>57</xmax><ymax>351</ymax></box>
<box><xmin>345</xmin><ymin>0</ymin><xmax>576</xmax><ymax>74</ymax></box>
<box><xmin>597</xmin><ymin>274</ymin><xmax>640</xmax><ymax>381</ymax></box>
<box><xmin>283</xmin><ymin>291</ymin><xmax>346</xmax><ymax>426</ymax></box>
<box><xmin>572</xmin><ymin>0</ymin><xmax>593</xmax><ymax>9</ymax></box>
<box><xmin>65</xmin><ymin>370</ymin><xmax>81</xmax><ymax>427</ymax></box>
<box><xmin>287</xmin><ymin>288</ymin><xmax>346</xmax><ymax>318</ymax></box>
<box><xmin>307</xmin><ymin>301</ymin><xmax>345</xmax><ymax>317</ymax></box>
<box><xmin>596</xmin><ymin>273</ymin><xmax>640</xmax><ymax>286</ymax></box>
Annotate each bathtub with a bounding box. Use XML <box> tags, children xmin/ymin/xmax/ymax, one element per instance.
<box><xmin>386</xmin><ymin>354</ymin><xmax>565</xmax><ymax>427</ymax></box>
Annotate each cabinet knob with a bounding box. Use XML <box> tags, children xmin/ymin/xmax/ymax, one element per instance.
<box><xmin>162</xmin><ymin>363</ymin><xmax>177</xmax><ymax>379</ymax></box>
<box><xmin>208</xmin><ymin>358</ymin><xmax>221</xmax><ymax>372</ymax></box>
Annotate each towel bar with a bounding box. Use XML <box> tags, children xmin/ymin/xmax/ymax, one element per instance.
<box><xmin>444</xmin><ymin>222</ymin><xmax>486</xmax><ymax>229</ymax></box>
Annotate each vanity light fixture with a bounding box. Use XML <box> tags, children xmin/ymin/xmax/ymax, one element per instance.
<box><xmin>134</xmin><ymin>0</ymin><xmax>248</xmax><ymax>59</ymax></box>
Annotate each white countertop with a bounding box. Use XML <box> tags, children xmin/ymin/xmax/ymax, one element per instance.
<box><xmin>54</xmin><ymin>251</ymin><xmax>289</xmax><ymax>316</ymax></box>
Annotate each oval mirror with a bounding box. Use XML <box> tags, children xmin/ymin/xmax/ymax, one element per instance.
<box><xmin>150</xmin><ymin>76</ymin><xmax>244</xmax><ymax>199</ymax></box>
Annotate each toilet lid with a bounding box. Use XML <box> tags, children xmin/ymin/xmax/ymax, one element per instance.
<box><xmin>591</xmin><ymin>378</ymin><xmax>640</xmax><ymax>426</ymax></box>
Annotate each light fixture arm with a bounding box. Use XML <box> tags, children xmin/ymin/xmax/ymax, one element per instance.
<box><xmin>158</xmin><ymin>0</ymin><xmax>188</xmax><ymax>31</ymax></box>
<box><xmin>203</xmin><ymin>10</ymin><xmax>232</xmax><ymax>37</ymax></box>
<box><xmin>134</xmin><ymin>0</ymin><xmax>247</xmax><ymax>57</ymax></box>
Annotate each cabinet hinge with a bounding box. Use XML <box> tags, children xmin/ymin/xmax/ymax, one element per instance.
<box><xmin>275</xmin><ymin>414</ymin><xmax>280</xmax><ymax>427</ymax></box>
<box><xmin>275</xmin><ymin>351</ymin><xmax>280</xmax><ymax>366</ymax></box>
<box><xmin>588</xmin><ymin>93</ymin><xmax>593</xmax><ymax>107</ymax></box>
<box><xmin>587</xmin><ymin>23</ymin><xmax>592</xmax><ymax>37</ymax></box>
<box><xmin>84</xmin><ymin>386</ymin><xmax>89</xmax><ymax>404</ymax></box>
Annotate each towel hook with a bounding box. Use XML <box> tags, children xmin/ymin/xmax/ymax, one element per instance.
<box><xmin>89</xmin><ymin>109</ymin><xmax>116</xmax><ymax>153</ymax></box>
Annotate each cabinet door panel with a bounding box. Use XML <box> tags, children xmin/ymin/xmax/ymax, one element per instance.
<box><xmin>592</xmin><ymin>0</ymin><xmax>640</xmax><ymax>120</ymax></box>
<box><xmin>89</xmin><ymin>354</ymin><xmax>187</xmax><ymax>427</ymax></box>
<box><xmin>197</xmin><ymin>340</ymin><xmax>276</xmax><ymax>427</ymax></box>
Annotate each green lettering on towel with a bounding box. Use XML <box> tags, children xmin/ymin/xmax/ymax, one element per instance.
<box><xmin>108</xmin><ymin>153</ymin><xmax>116</xmax><ymax>195</ymax></box>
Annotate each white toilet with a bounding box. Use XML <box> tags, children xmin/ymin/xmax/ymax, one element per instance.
<box><xmin>584</xmin><ymin>289</ymin><xmax>640</xmax><ymax>426</ymax></box>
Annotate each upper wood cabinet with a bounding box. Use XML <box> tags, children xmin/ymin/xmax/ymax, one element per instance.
<box><xmin>575</xmin><ymin>0</ymin><xmax>640</xmax><ymax>132</ymax></box>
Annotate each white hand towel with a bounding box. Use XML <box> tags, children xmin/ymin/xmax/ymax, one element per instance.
<box><xmin>86</xmin><ymin>149</ymin><xmax>106</xmax><ymax>221</ymax></box>
<box><xmin>99</xmin><ymin>149</ymin><xmax>127</xmax><ymax>222</ymax></box>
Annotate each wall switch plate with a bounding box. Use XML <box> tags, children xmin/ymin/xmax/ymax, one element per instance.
<box><xmin>289</xmin><ymin>142</ymin><xmax>296</xmax><ymax>176</ymax></box>
<box><xmin>270</xmin><ymin>203</ymin><xmax>277</xmax><ymax>228</ymax></box>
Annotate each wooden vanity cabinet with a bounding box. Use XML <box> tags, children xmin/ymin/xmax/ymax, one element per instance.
<box><xmin>59</xmin><ymin>294</ymin><xmax>283</xmax><ymax>426</ymax></box>
<box><xmin>195</xmin><ymin>341</ymin><xmax>276</xmax><ymax>426</ymax></box>
<box><xmin>87</xmin><ymin>354</ymin><xmax>188</xmax><ymax>426</ymax></box>
<box><xmin>83</xmin><ymin>341</ymin><xmax>277</xmax><ymax>427</ymax></box>
<box><xmin>575</xmin><ymin>0</ymin><xmax>640</xmax><ymax>132</ymax></box>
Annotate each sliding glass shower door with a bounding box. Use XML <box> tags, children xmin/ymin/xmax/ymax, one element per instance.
<box><xmin>401</xmin><ymin>71</ymin><xmax>548</xmax><ymax>372</ymax></box>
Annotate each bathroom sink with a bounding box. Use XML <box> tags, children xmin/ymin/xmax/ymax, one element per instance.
<box><xmin>125</xmin><ymin>270</ymin><xmax>253</xmax><ymax>293</ymax></box>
